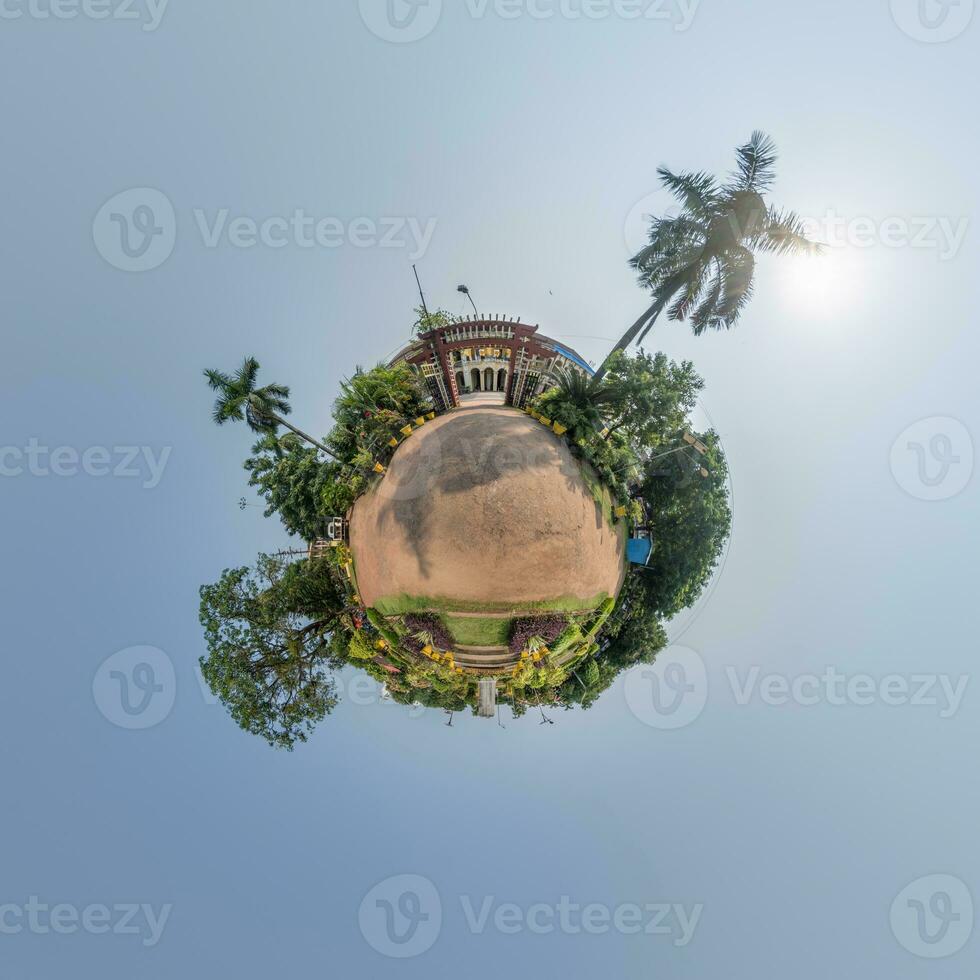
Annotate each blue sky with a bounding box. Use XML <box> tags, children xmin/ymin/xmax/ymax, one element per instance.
<box><xmin>1</xmin><ymin>1</ymin><xmax>978</xmax><ymax>976</ymax></box>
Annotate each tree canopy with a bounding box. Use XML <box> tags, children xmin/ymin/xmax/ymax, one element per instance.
<box><xmin>199</xmin><ymin>555</ymin><xmax>348</xmax><ymax>750</ymax></box>
<box><xmin>639</xmin><ymin>429</ymin><xmax>731</xmax><ymax>618</ymax></box>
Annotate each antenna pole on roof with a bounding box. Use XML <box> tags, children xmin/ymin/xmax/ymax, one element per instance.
<box><xmin>413</xmin><ymin>264</ymin><xmax>430</xmax><ymax>320</ymax></box>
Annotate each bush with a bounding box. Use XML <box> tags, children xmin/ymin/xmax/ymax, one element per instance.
<box><xmin>348</xmin><ymin>630</ymin><xmax>377</xmax><ymax>661</ymax></box>
<box><xmin>403</xmin><ymin>613</ymin><xmax>455</xmax><ymax>652</ymax></box>
<box><xmin>365</xmin><ymin>608</ymin><xmax>401</xmax><ymax>649</ymax></box>
<box><xmin>509</xmin><ymin>616</ymin><xmax>568</xmax><ymax>655</ymax></box>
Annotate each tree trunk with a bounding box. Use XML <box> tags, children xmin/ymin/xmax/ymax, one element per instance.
<box><xmin>593</xmin><ymin>296</ymin><xmax>666</xmax><ymax>382</ymax></box>
<box><xmin>269</xmin><ymin>413</ymin><xmax>341</xmax><ymax>462</ymax></box>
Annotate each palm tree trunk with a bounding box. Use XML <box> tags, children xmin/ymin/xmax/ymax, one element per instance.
<box><xmin>593</xmin><ymin>296</ymin><xmax>667</xmax><ymax>382</ymax></box>
<box><xmin>268</xmin><ymin>413</ymin><xmax>341</xmax><ymax>462</ymax></box>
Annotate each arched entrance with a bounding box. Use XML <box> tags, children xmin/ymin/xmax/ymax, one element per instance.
<box><xmin>470</xmin><ymin>368</ymin><xmax>481</xmax><ymax>391</ymax></box>
<box><xmin>484</xmin><ymin>368</ymin><xmax>494</xmax><ymax>391</ymax></box>
<box><xmin>455</xmin><ymin>371</ymin><xmax>465</xmax><ymax>395</ymax></box>
<box><xmin>497</xmin><ymin>369</ymin><xmax>507</xmax><ymax>392</ymax></box>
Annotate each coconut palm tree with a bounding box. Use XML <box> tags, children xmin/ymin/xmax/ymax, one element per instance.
<box><xmin>594</xmin><ymin>132</ymin><xmax>821</xmax><ymax>381</ymax></box>
<box><xmin>205</xmin><ymin>356</ymin><xmax>340</xmax><ymax>460</ymax></box>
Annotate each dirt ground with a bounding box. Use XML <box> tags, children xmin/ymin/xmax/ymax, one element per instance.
<box><xmin>349</xmin><ymin>404</ymin><xmax>626</xmax><ymax>612</ymax></box>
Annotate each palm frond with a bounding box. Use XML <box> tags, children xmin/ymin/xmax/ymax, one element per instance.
<box><xmin>711</xmin><ymin>248</ymin><xmax>756</xmax><ymax>330</ymax></box>
<box><xmin>212</xmin><ymin>398</ymin><xmax>244</xmax><ymax>425</ymax></box>
<box><xmin>204</xmin><ymin>368</ymin><xmax>232</xmax><ymax>391</ymax></box>
<box><xmin>666</xmin><ymin>261</ymin><xmax>710</xmax><ymax>321</ymax></box>
<box><xmin>729</xmin><ymin>131</ymin><xmax>778</xmax><ymax>192</ymax></box>
<box><xmin>690</xmin><ymin>272</ymin><xmax>724</xmax><ymax>334</ymax></box>
<box><xmin>256</xmin><ymin>386</ymin><xmax>292</xmax><ymax>417</ymax></box>
<box><xmin>755</xmin><ymin>207</ymin><xmax>823</xmax><ymax>256</ymax></box>
<box><xmin>235</xmin><ymin>356</ymin><xmax>261</xmax><ymax>389</ymax></box>
<box><xmin>631</xmin><ymin>216</ymin><xmax>706</xmax><ymax>271</ymax></box>
<box><xmin>656</xmin><ymin>167</ymin><xmax>720</xmax><ymax>215</ymax></box>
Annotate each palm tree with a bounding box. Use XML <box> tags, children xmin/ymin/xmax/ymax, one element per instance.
<box><xmin>555</xmin><ymin>368</ymin><xmax>624</xmax><ymax>416</ymax></box>
<box><xmin>413</xmin><ymin>629</ymin><xmax>436</xmax><ymax>654</ymax></box>
<box><xmin>594</xmin><ymin>132</ymin><xmax>821</xmax><ymax>381</ymax></box>
<box><xmin>205</xmin><ymin>356</ymin><xmax>340</xmax><ymax>460</ymax></box>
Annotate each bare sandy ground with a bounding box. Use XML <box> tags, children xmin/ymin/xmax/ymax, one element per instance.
<box><xmin>349</xmin><ymin>404</ymin><xmax>626</xmax><ymax>612</ymax></box>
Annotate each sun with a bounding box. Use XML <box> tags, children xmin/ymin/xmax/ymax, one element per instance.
<box><xmin>775</xmin><ymin>247</ymin><xmax>859</xmax><ymax>317</ymax></box>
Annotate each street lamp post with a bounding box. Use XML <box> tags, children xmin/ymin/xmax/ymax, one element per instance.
<box><xmin>457</xmin><ymin>284</ymin><xmax>478</xmax><ymax>316</ymax></box>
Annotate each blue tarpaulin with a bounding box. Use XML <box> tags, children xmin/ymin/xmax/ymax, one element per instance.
<box><xmin>627</xmin><ymin>537</ymin><xmax>653</xmax><ymax>565</ymax></box>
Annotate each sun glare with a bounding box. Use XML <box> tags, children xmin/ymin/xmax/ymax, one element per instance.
<box><xmin>776</xmin><ymin>247</ymin><xmax>858</xmax><ymax>317</ymax></box>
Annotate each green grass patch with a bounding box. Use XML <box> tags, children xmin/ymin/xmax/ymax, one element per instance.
<box><xmin>577</xmin><ymin>459</ymin><xmax>615</xmax><ymax>528</ymax></box>
<box><xmin>373</xmin><ymin>592</ymin><xmax>611</xmax><ymax>617</ymax></box>
<box><xmin>444</xmin><ymin>616</ymin><xmax>513</xmax><ymax>647</ymax></box>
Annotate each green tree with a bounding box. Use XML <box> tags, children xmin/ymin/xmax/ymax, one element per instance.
<box><xmin>595</xmin><ymin>132</ymin><xmax>820</xmax><ymax>380</ymax></box>
<box><xmin>198</xmin><ymin>555</ymin><xmax>347</xmax><ymax>749</ymax></box>
<box><xmin>245</xmin><ymin>434</ymin><xmax>363</xmax><ymax>540</ymax></box>
<box><xmin>600</xmin><ymin>350</ymin><xmax>704</xmax><ymax>451</ymax></box>
<box><xmin>205</xmin><ymin>356</ymin><xmax>340</xmax><ymax>459</ymax></box>
<box><xmin>412</xmin><ymin>305</ymin><xmax>453</xmax><ymax>336</ymax></box>
<box><xmin>535</xmin><ymin>368</ymin><xmax>625</xmax><ymax>443</ymax></box>
<box><xmin>328</xmin><ymin>362</ymin><xmax>433</xmax><ymax>464</ymax></box>
<box><xmin>639</xmin><ymin>430</ymin><xmax>731</xmax><ymax>617</ymax></box>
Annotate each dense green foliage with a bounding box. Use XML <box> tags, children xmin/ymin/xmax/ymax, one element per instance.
<box><xmin>245</xmin><ymin>435</ymin><xmax>364</xmax><ymax>541</ymax></box>
<box><xmin>640</xmin><ymin>429</ymin><xmax>731</xmax><ymax>617</ymax></box>
<box><xmin>533</xmin><ymin>350</ymin><xmax>731</xmax><ymax>707</ymax></box>
<box><xmin>326</xmin><ymin>362</ymin><xmax>433</xmax><ymax>469</ymax></box>
<box><xmin>412</xmin><ymin>305</ymin><xmax>453</xmax><ymax>335</ymax></box>
<box><xmin>532</xmin><ymin>349</ymin><xmax>705</xmax><ymax>507</ymax></box>
<box><xmin>198</xmin><ymin>555</ymin><xmax>348</xmax><ymax>750</ymax></box>
<box><xmin>237</xmin><ymin>361</ymin><xmax>430</xmax><ymax>540</ymax></box>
